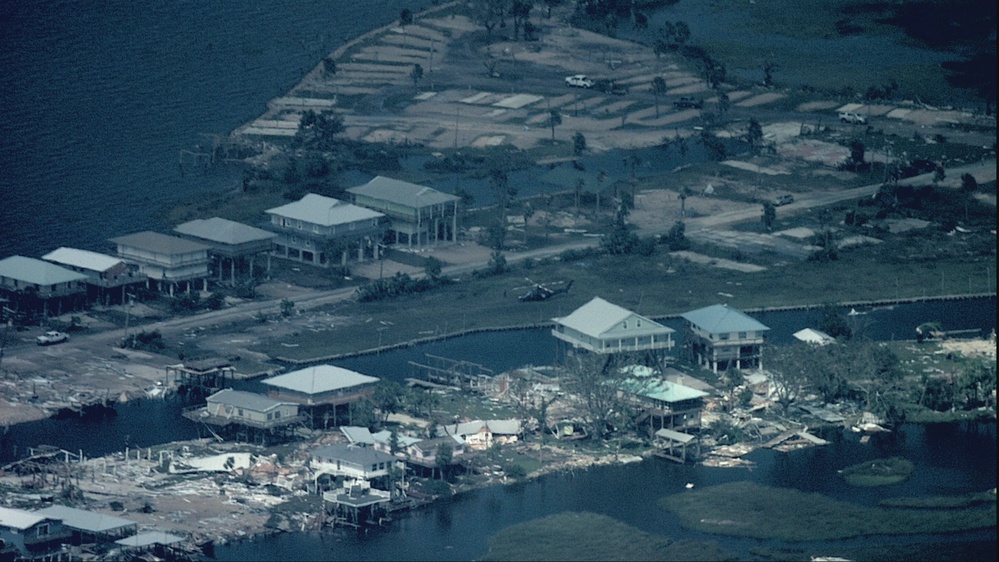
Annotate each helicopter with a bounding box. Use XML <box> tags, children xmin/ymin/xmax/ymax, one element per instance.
<box><xmin>513</xmin><ymin>278</ymin><xmax>573</xmax><ymax>302</ymax></box>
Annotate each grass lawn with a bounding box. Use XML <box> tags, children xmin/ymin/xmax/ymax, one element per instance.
<box><xmin>838</xmin><ymin>456</ymin><xmax>914</xmax><ymax>487</ymax></box>
<box><xmin>660</xmin><ymin>481</ymin><xmax>997</xmax><ymax>541</ymax></box>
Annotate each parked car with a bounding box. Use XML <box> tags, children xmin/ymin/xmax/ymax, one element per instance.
<box><xmin>773</xmin><ymin>194</ymin><xmax>795</xmax><ymax>206</ymax></box>
<box><xmin>36</xmin><ymin>331</ymin><xmax>69</xmax><ymax>345</ymax></box>
<box><xmin>673</xmin><ymin>97</ymin><xmax>704</xmax><ymax>109</ymax></box>
<box><xmin>839</xmin><ymin>111</ymin><xmax>867</xmax><ymax>124</ymax></box>
<box><xmin>564</xmin><ymin>75</ymin><xmax>593</xmax><ymax>88</ymax></box>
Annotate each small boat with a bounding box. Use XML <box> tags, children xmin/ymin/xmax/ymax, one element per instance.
<box><xmin>685</xmin><ymin>482</ymin><xmax>695</xmax><ymax>489</ymax></box>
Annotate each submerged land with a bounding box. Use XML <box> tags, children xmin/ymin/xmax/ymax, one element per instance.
<box><xmin>1</xmin><ymin>1</ymin><xmax>996</xmax><ymax>559</ymax></box>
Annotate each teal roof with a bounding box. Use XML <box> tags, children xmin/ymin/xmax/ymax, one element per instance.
<box><xmin>681</xmin><ymin>304</ymin><xmax>769</xmax><ymax>334</ymax></box>
<box><xmin>620</xmin><ymin>377</ymin><xmax>708</xmax><ymax>403</ymax></box>
<box><xmin>347</xmin><ymin>176</ymin><xmax>458</xmax><ymax>208</ymax></box>
<box><xmin>0</xmin><ymin>255</ymin><xmax>88</xmax><ymax>285</ymax></box>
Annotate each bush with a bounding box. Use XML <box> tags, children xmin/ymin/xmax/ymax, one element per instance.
<box><xmin>504</xmin><ymin>464</ymin><xmax>528</xmax><ymax>480</ymax></box>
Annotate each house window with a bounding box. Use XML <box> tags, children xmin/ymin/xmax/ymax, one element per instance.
<box><xmin>37</xmin><ymin>524</ymin><xmax>50</xmax><ymax>537</ymax></box>
<box><xmin>623</xmin><ymin>321</ymin><xmax>628</xmax><ymax>329</ymax></box>
<box><xmin>267</xmin><ymin>413</ymin><xmax>273</xmax><ymax>420</ymax></box>
<box><xmin>637</xmin><ymin>320</ymin><xmax>642</xmax><ymax>327</ymax></box>
<box><xmin>238</xmin><ymin>409</ymin><xmax>244</xmax><ymax>417</ymax></box>
<box><xmin>719</xmin><ymin>333</ymin><xmax>729</xmax><ymax>340</ymax></box>
<box><xmin>738</xmin><ymin>332</ymin><xmax>747</xmax><ymax>339</ymax></box>
<box><xmin>274</xmin><ymin>410</ymin><xmax>281</xmax><ymax>419</ymax></box>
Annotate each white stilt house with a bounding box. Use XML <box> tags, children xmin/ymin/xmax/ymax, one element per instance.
<box><xmin>551</xmin><ymin>297</ymin><xmax>675</xmax><ymax>354</ymax></box>
<box><xmin>681</xmin><ymin>304</ymin><xmax>770</xmax><ymax>373</ymax></box>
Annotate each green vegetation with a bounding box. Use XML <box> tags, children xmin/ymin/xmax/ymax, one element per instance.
<box><xmin>659</xmin><ymin>481</ymin><xmax>997</xmax><ymax>541</ymax></box>
<box><xmin>880</xmin><ymin>491</ymin><xmax>997</xmax><ymax>509</ymax></box>
<box><xmin>838</xmin><ymin>456</ymin><xmax>914</xmax><ymax>487</ymax></box>
<box><xmin>482</xmin><ymin>511</ymin><xmax>735</xmax><ymax>561</ymax></box>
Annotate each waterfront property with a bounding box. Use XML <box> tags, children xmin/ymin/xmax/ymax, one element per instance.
<box><xmin>165</xmin><ymin>358</ymin><xmax>236</xmax><ymax>391</ymax></box>
<box><xmin>261</xmin><ymin>365</ymin><xmax>379</xmax><ymax>428</ymax></box>
<box><xmin>113</xmin><ymin>531</ymin><xmax>186</xmax><ymax>560</ymax></box>
<box><xmin>403</xmin><ymin>436</ymin><xmax>466</xmax><ymax>478</ymax></box>
<box><xmin>41</xmin><ymin>247</ymin><xmax>146</xmax><ymax>306</ymax></box>
<box><xmin>793</xmin><ymin>327</ymin><xmax>836</xmax><ymax>346</ymax></box>
<box><xmin>346</xmin><ymin>176</ymin><xmax>459</xmax><ymax>248</ymax></box>
<box><xmin>437</xmin><ymin>419</ymin><xmax>523</xmax><ymax>450</ymax></box>
<box><xmin>0</xmin><ymin>255</ymin><xmax>88</xmax><ymax>318</ymax></box>
<box><xmin>183</xmin><ymin>389</ymin><xmax>303</xmax><ymax>444</ymax></box>
<box><xmin>265</xmin><ymin>193</ymin><xmax>385</xmax><ymax>267</ymax></box>
<box><xmin>309</xmin><ymin>443</ymin><xmax>402</xmax><ymax>492</ymax></box>
<box><xmin>552</xmin><ymin>297</ymin><xmax>676</xmax><ymax>354</ymax></box>
<box><xmin>108</xmin><ymin>231</ymin><xmax>211</xmax><ymax>296</ymax></box>
<box><xmin>322</xmin><ymin>478</ymin><xmax>392</xmax><ymax>529</ymax></box>
<box><xmin>173</xmin><ymin>217</ymin><xmax>277</xmax><ymax>285</ymax></box>
<box><xmin>34</xmin><ymin>505</ymin><xmax>136</xmax><ymax>545</ymax></box>
<box><xmin>681</xmin><ymin>304</ymin><xmax>770</xmax><ymax>373</ymax></box>
<box><xmin>0</xmin><ymin>505</ymin><xmax>72</xmax><ymax>560</ymax></box>
<box><xmin>619</xmin><ymin>366</ymin><xmax>709</xmax><ymax>437</ymax></box>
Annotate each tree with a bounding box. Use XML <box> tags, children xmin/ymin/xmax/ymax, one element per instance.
<box><xmin>469</xmin><ymin>0</ymin><xmax>508</xmax><ymax>37</ymax></box>
<box><xmin>373</xmin><ymin>381</ymin><xmax>406</xmax><ymax>422</ymax></box>
<box><xmin>746</xmin><ymin>118</ymin><xmax>764</xmax><ymax>155</ymax></box>
<box><xmin>400</xmin><ymin>8</ymin><xmax>413</xmax><ymax>26</ymax></box>
<box><xmin>543</xmin><ymin>0</ymin><xmax>562</xmax><ymax>19</ymax></box>
<box><xmin>933</xmin><ymin>164</ymin><xmax>945</xmax><ymax>184</ymax></box>
<box><xmin>762</xmin><ymin>59</ymin><xmax>778</xmax><ymax>87</ymax></box>
<box><xmin>489</xmin><ymin>167</ymin><xmax>515</xmax><ymax>212</ymax></box>
<box><xmin>510</xmin><ymin>1</ymin><xmax>532</xmax><ymax>41</ymax></box>
<box><xmin>761</xmin><ymin>201</ymin><xmax>776</xmax><ymax>232</ymax></box>
<box><xmin>673</xmin><ymin>21</ymin><xmax>691</xmax><ymax>47</ymax></box>
<box><xmin>547</xmin><ymin>108</ymin><xmax>562</xmax><ymax>141</ymax></box>
<box><xmin>574</xmin><ymin>177</ymin><xmax>584</xmax><ymax>216</ymax></box>
<box><xmin>280</xmin><ymin>299</ymin><xmax>295</xmax><ymax>317</ymax></box>
<box><xmin>487</xmin><ymin>250</ymin><xmax>507</xmax><ymax>275</ymax></box>
<box><xmin>559</xmin><ymin>353</ymin><xmax>628</xmax><ymax>441</ymax></box>
<box><xmin>849</xmin><ymin>140</ymin><xmax>866</xmax><ymax>169</ymax></box>
<box><xmin>960</xmin><ymin>173</ymin><xmax>977</xmax><ymax>221</ymax></box>
<box><xmin>572</xmin><ymin>132</ymin><xmax>587</xmax><ymax>158</ymax></box>
<box><xmin>678</xmin><ymin>186</ymin><xmax>692</xmax><ymax>217</ymax></box>
<box><xmin>295</xmin><ymin>110</ymin><xmax>345</xmax><ymax>151</ymax></box>
<box><xmin>601</xmin><ymin>211</ymin><xmax>639</xmax><ymax>255</ymax></box>
<box><xmin>663</xmin><ymin>220</ymin><xmax>689</xmax><ymax>251</ymax></box>
<box><xmin>766</xmin><ymin>345</ymin><xmax>812</xmax><ymax>415</ymax></box>
<box><xmin>651</xmin><ymin>77</ymin><xmax>667</xmax><ymax>118</ymax></box>
<box><xmin>410</xmin><ymin>64</ymin><xmax>424</xmax><ymax>89</ymax></box>
<box><xmin>435</xmin><ymin>442</ymin><xmax>454</xmax><ymax>480</ymax></box>
<box><xmin>424</xmin><ymin>256</ymin><xmax>444</xmax><ymax>281</ymax></box>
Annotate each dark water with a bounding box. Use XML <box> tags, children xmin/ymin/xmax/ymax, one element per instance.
<box><xmin>213</xmin><ymin>422</ymin><xmax>995</xmax><ymax>561</ymax></box>
<box><xmin>0</xmin><ymin>0</ymin><xmax>413</xmax><ymax>258</ymax></box>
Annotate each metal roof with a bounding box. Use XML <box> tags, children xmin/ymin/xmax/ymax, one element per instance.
<box><xmin>206</xmin><ymin>389</ymin><xmax>289</xmax><ymax>412</ymax></box>
<box><xmin>340</xmin><ymin>426</ymin><xmax>375</xmax><ymax>445</ymax></box>
<box><xmin>681</xmin><ymin>304</ymin><xmax>770</xmax><ymax>334</ymax></box>
<box><xmin>371</xmin><ymin>430</ymin><xmax>423</xmax><ymax>448</ymax></box>
<box><xmin>312</xmin><ymin>443</ymin><xmax>397</xmax><ymax>465</ymax></box>
<box><xmin>620</xmin><ymin>375</ymin><xmax>708</xmax><ymax>402</ymax></box>
<box><xmin>109</xmin><ymin>231</ymin><xmax>211</xmax><ymax>255</ymax></box>
<box><xmin>42</xmin><ymin>247</ymin><xmax>124</xmax><ymax>273</ymax></box>
<box><xmin>262</xmin><ymin>365</ymin><xmax>379</xmax><ymax>395</ymax></box>
<box><xmin>115</xmin><ymin>531</ymin><xmax>184</xmax><ymax>547</ymax></box>
<box><xmin>793</xmin><ymin>328</ymin><xmax>835</xmax><ymax>346</ymax></box>
<box><xmin>174</xmin><ymin>217</ymin><xmax>278</xmax><ymax>246</ymax></box>
<box><xmin>655</xmin><ymin>428</ymin><xmax>696</xmax><ymax>444</ymax></box>
<box><xmin>35</xmin><ymin>505</ymin><xmax>135</xmax><ymax>533</ymax></box>
<box><xmin>265</xmin><ymin>193</ymin><xmax>384</xmax><ymax>226</ymax></box>
<box><xmin>0</xmin><ymin>506</ymin><xmax>49</xmax><ymax>530</ymax></box>
<box><xmin>347</xmin><ymin>176</ymin><xmax>459</xmax><ymax>208</ymax></box>
<box><xmin>554</xmin><ymin>297</ymin><xmax>673</xmax><ymax>338</ymax></box>
<box><xmin>0</xmin><ymin>255</ymin><xmax>88</xmax><ymax>285</ymax></box>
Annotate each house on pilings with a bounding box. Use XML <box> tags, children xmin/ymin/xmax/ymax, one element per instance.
<box><xmin>681</xmin><ymin>304</ymin><xmax>770</xmax><ymax>373</ymax></box>
<box><xmin>261</xmin><ymin>365</ymin><xmax>379</xmax><ymax>429</ymax></box>
<box><xmin>183</xmin><ymin>389</ymin><xmax>304</xmax><ymax>444</ymax></box>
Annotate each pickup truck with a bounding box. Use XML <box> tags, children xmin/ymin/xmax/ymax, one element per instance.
<box><xmin>564</xmin><ymin>75</ymin><xmax>593</xmax><ymax>88</ymax></box>
<box><xmin>36</xmin><ymin>331</ymin><xmax>69</xmax><ymax>345</ymax></box>
<box><xmin>838</xmin><ymin>111</ymin><xmax>867</xmax><ymax>124</ymax></box>
<box><xmin>773</xmin><ymin>194</ymin><xmax>795</xmax><ymax>206</ymax></box>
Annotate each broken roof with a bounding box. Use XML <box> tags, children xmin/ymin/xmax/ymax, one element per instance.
<box><xmin>793</xmin><ymin>328</ymin><xmax>836</xmax><ymax>346</ymax></box>
<box><xmin>681</xmin><ymin>304</ymin><xmax>770</xmax><ymax>334</ymax></box>
<box><xmin>115</xmin><ymin>531</ymin><xmax>184</xmax><ymax>547</ymax></box>
<box><xmin>265</xmin><ymin>193</ymin><xmax>384</xmax><ymax>226</ymax></box>
<box><xmin>0</xmin><ymin>256</ymin><xmax>88</xmax><ymax>286</ymax></box>
<box><xmin>262</xmin><ymin>365</ymin><xmax>379</xmax><ymax>395</ymax></box>
<box><xmin>347</xmin><ymin>176</ymin><xmax>459</xmax><ymax>208</ymax></box>
<box><xmin>206</xmin><ymin>389</ymin><xmax>291</xmax><ymax>412</ymax></box>
<box><xmin>312</xmin><ymin>443</ymin><xmax>397</xmax><ymax>466</ymax></box>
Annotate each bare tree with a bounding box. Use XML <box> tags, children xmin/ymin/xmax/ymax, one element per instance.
<box><xmin>558</xmin><ymin>353</ymin><xmax>630</xmax><ymax>441</ymax></box>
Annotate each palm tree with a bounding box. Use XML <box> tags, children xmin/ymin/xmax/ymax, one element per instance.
<box><xmin>548</xmin><ymin>109</ymin><xmax>562</xmax><ymax>141</ymax></box>
<box><xmin>651</xmin><ymin>77</ymin><xmax>667</xmax><ymax>118</ymax></box>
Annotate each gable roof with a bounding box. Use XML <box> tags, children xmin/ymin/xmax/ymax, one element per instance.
<box><xmin>340</xmin><ymin>426</ymin><xmax>375</xmax><ymax>446</ymax></box>
<box><xmin>35</xmin><ymin>505</ymin><xmax>135</xmax><ymax>534</ymax></box>
<box><xmin>262</xmin><ymin>365</ymin><xmax>379</xmax><ymax>395</ymax></box>
<box><xmin>174</xmin><ymin>218</ymin><xmax>278</xmax><ymax>246</ymax></box>
<box><xmin>115</xmin><ymin>531</ymin><xmax>184</xmax><ymax>547</ymax></box>
<box><xmin>109</xmin><ymin>231</ymin><xmax>210</xmax><ymax>255</ymax></box>
<box><xmin>42</xmin><ymin>247</ymin><xmax>124</xmax><ymax>273</ymax></box>
<box><xmin>0</xmin><ymin>256</ymin><xmax>88</xmax><ymax>285</ymax></box>
<box><xmin>793</xmin><ymin>328</ymin><xmax>835</xmax><ymax>346</ymax></box>
<box><xmin>438</xmin><ymin>419</ymin><xmax>522</xmax><ymax>438</ymax></box>
<box><xmin>347</xmin><ymin>176</ymin><xmax>459</xmax><ymax>208</ymax></box>
<box><xmin>681</xmin><ymin>304</ymin><xmax>769</xmax><ymax>334</ymax></box>
<box><xmin>206</xmin><ymin>389</ymin><xmax>290</xmax><ymax>412</ymax></box>
<box><xmin>0</xmin><ymin>506</ymin><xmax>50</xmax><ymax>530</ymax></box>
<box><xmin>620</xmin><ymin>377</ymin><xmax>709</xmax><ymax>403</ymax></box>
<box><xmin>371</xmin><ymin>430</ymin><xmax>423</xmax><ymax>448</ymax></box>
<box><xmin>554</xmin><ymin>297</ymin><xmax>673</xmax><ymax>338</ymax></box>
<box><xmin>265</xmin><ymin>193</ymin><xmax>384</xmax><ymax>226</ymax></box>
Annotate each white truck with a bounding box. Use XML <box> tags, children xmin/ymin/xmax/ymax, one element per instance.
<box><xmin>564</xmin><ymin>74</ymin><xmax>593</xmax><ymax>88</ymax></box>
<box><xmin>36</xmin><ymin>331</ymin><xmax>69</xmax><ymax>345</ymax></box>
<box><xmin>839</xmin><ymin>111</ymin><xmax>867</xmax><ymax>124</ymax></box>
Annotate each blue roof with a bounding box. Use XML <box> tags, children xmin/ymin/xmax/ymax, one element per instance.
<box><xmin>620</xmin><ymin>377</ymin><xmax>708</xmax><ymax>402</ymax></box>
<box><xmin>681</xmin><ymin>304</ymin><xmax>769</xmax><ymax>334</ymax></box>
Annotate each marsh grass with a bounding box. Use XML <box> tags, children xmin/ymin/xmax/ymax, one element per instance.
<box><xmin>659</xmin><ymin>481</ymin><xmax>997</xmax><ymax>541</ymax></box>
<box><xmin>838</xmin><ymin>456</ymin><xmax>914</xmax><ymax>487</ymax></box>
<box><xmin>481</xmin><ymin>511</ymin><xmax>734</xmax><ymax>561</ymax></box>
<box><xmin>880</xmin><ymin>491</ymin><xmax>997</xmax><ymax>509</ymax></box>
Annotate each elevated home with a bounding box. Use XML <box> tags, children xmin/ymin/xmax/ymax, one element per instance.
<box><xmin>0</xmin><ymin>506</ymin><xmax>72</xmax><ymax>560</ymax></box>
<box><xmin>552</xmin><ymin>297</ymin><xmax>675</xmax><ymax>354</ymax></box>
<box><xmin>108</xmin><ymin>231</ymin><xmax>210</xmax><ymax>296</ymax></box>
<box><xmin>619</xmin><ymin>366</ymin><xmax>708</xmax><ymax>433</ymax></box>
<box><xmin>347</xmin><ymin>176</ymin><xmax>459</xmax><ymax>248</ymax></box>
<box><xmin>405</xmin><ymin>436</ymin><xmax>465</xmax><ymax>478</ymax></box>
<box><xmin>41</xmin><ymin>247</ymin><xmax>146</xmax><ymax>306</ymax></box>
<box><xmin>681</xmin><ymin>304</ymin><xmax>770</xmax><ymax>373</ymax></box>
<box><xmin>174</xmin><ymin>217</ymin><xmax>277</xmax><ymax>285</ymax></box>
<box><xmin>340</xmin><ymin>426</ymin><xmax>376</xmax><ymax>447</ymax></box>
<box><xmin>34</xmin><ymin>505</ymin><xmax>136</xmax><ymax>545</ymax></box>
<box><xmin>184</xmin><ymin>389</ymin><xmax>303</xmax><ymax>443</ymax></box>
<box><xmin>310</xmin><ymin>443</ymin><xmax>402</xmax><ymax>490</ymax></box>
<box><xmin>261</xmin><ymin>365</ymin><xmax>379</xmax><ymax>428</ymax></box>
<box><xmin>371</xmin><ymin>430</ymin><xmax>424</xmax><ymax>456</ymax></box>
<box><xmin>0</xmin><ymin>255</ymin><xmax>88</xmax><ymax>318</ymax></box>
<box><xmin>265</xmin><ymin>193</ymin><xmax>385</xmax><ymax>267</ymax></box>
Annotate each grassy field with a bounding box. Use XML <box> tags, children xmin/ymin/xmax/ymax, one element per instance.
<box><xmin>838</xmin><ymin>456</ymin><xmax>915</xmax><ymax>487</ymax></box>
<box><xmin>660</xmin><ymin>481</ymin><xmax>997</xmax><ymax>541</ymax></box>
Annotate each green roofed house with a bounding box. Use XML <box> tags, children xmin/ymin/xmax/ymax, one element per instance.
<box><xmin>552</xmin><ymin>297</ymin><xmax>675</xmax><ymax>354</ymax></box>
<box><xmin>347</xmin><ymin>176</ymin><xmax>459</xmax><ymax>248</ymax></box>
<box><xmin>0</xmin><ymin>255</ymin><xmax>88</xmax><ymax>317</ymax></box>
<box><xmin>681</xmin><ymin>304</ymin><xmax>770</xmax><ymax>373</ymax></box>
<box><xmin>174</xmin><ymin>217</ymin><xmax>277</xmax><ymax>285</ymax></box>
